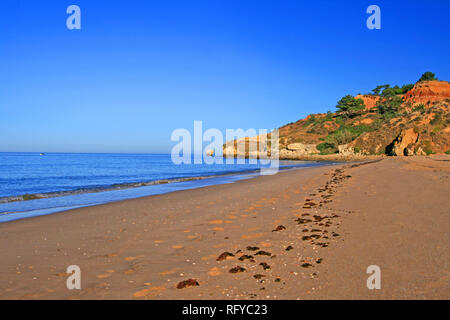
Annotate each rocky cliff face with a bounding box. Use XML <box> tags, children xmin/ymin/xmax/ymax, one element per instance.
<box><xmin>386</xmin><ymin>128</ymin><xmax>420</xmax><ymax>156</ymax></box>
<box><xmin>403</xmin><ymin>80</ymin><xmax>450</xmax><ymax>105</ymax></box>
<box><xmin>223</xmin><ymin>134</ymin><xmax>271</xmax><ymax>158</ymax></box>
<box><xmin>355</xmin><ymin>94</ymin><xmax>380</xmax><ymax>110</ymax></box>
<box><xmin>224</xmin><ymin>79</ymin><xmax>450</xmax><ymax>158</ymax></box>
<box><xmin>279</xmin><ymin>143</ymin><xmax>318</xmax><ymax>159</ymax></box>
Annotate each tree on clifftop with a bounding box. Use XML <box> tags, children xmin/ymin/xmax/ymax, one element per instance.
<box><xmin>335</xmin><ymin>95</ymin><xmax>365</xmax><ymax>119</ymax></box>
<box><xmin>372</xmin><ymin>84</ymin><xmax>390</xmax><ymax>95</ymax></box>
<box><xmin>418</xmin><ymin>72</ymin><xmax>437</xmax><ymax>82</ymax></box>
<box><xmin>371</xmin><ymin>83</ymin><xmax>413</xmax><ymax>96</ymax></box>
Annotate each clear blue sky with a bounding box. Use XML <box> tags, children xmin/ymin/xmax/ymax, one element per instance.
<box><xmin>1</xmin><ymin>0</ymin><xmax>449</xmax><ymax>153</ymax></box>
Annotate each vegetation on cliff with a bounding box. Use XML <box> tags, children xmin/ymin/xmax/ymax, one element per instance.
<box><xmin>224</xmin><ymin>72</ymin><xmax>450</xmax><ymax>159</ymax></box>
<box><xmin>277</xmin><ymin>72</ymin><xmax>450</xmax><ymax>157</ymax></box>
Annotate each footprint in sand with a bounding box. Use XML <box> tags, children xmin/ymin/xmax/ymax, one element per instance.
<box><xmin>229</xmin><ymin>266</ymin><xmax>246</xmax><ymax>273</ymax></box>
<box><xmin>238</xmin><ymin>254</ymin><xmax>254</xmax><ymax>262</ymax></box>
<box><xmin>259</xmin><ymin>262</ymin><xmax>270</xmax><ymax>270</ymax></box>
<box><xmin>254</xmin><ymin>249</ymin><xmax>271</xmax><ymax>256</ymax></box>
<box><xmin>272</xmin><ymin>225</ymin><xmax>286</xmax><ymax>232</ymax></box>
<box><xmin>176</xmin><ymin>279</ymin><xmax>199</xmax><ymax>289</ymax></box>
<box><xmin>216</xmin><ymin>252</ymin><xmax>234</xmax><ymax>261</ymax></box>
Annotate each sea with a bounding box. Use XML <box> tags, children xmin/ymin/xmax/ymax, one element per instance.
<box><xmin>0</xmin><ymin>153</ymin><xmax>334</xmax><ymax>223</ymax></box>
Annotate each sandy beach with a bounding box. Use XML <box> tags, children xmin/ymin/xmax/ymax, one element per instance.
<box><xmin>0</xmin><ymin>156</ymin><xmax>448</xmax><ymax>300</ymax></box>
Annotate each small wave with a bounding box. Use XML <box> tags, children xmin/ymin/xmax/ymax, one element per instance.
<box><xmin>0</xmin><ymin>171</ymin><xmax>260</xmax><ymax>204</ymax></box>
<box><xmin>0</xmin><ymin>162</ymin><xmax>328</xmax><ymax>204</ymax></box>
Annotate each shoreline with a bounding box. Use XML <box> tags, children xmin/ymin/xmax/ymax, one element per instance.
<box><xmin>0</xmin><ymin>161</ymin><xmax>337</xmax><ymax>223</ymax></box>
<box><xmin>0</xmin><ymin>170</ymin><xmax>258</xmax><ymax>204</ymax></box>
<box><xmin>0</xmin><ymin>156</ymin><xmax>448</xmax><ymax>299</ymax></box>
<box><xmin>0</xmin><ymin>160</ymin><xmax>333</xmax><ymax>205</ymax></box>
<box><xmin>229</xmin><ymin>154</ymin><xmax>386</xmax><ymax>162</ymax></box>
<box><xmin>0</xmin><ymin>153</ymin><xmax>390</xmax><ymax>207</ymax></box>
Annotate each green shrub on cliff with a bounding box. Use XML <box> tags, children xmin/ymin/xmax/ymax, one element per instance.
<box><xmin>381</xmin><ymin>86</ymin><xmax>396</xmax><ymax>97</ymax></box>
<box><xmin>423</xmin><ymin>141</ymin><xmax>434</xmax><ymax>155</ymax></box>
<box><xmin>371</xmin><ymin>84</ymin><xmax>390</xmax><ymax>95</ymax></box>
<box><xmin>324</xmin><ymin>124</ymin><xmax>373</xmax><ymax>147</ymax></box>
<box><xmin>336</xmin><ymin>95</ymin><xmax>365</xmax><ymax>119</ymax></box>
<box><xmin>371</xmin><ymin>84</ymin><xmax>413</xmax><ymax>96</ymax></box>
<box><xmin>399</xmin><ymin>84</ymin><xmax>414</xmax><ymax>94</ymax></box>
<box><xmin>302</xmin><ymin>115</ymin><xmax>317</xmax><ymax>127</ymax></box>
<box><xmin>317</xmin><ymin>142</ymin><xmax>337</xmax><ymax>155</ymax></box>
<box><xmin>377</xmin><ymin>95</ymin><xmax>403</xmax><ymax>119</ymax></box>
<box><xmin>326</xmin><ymin>129</ymin><xmax>354</xmax><ymax>146</ymax></box>
<box><xmin>413</xmin><ymin>104</ymin><xmax>425</xmax><ymax>113</ymax></box>
<box><xmin>417</xmin><ymin>72</ymin><xmax>437</xmax><ymax>82</ymax></box>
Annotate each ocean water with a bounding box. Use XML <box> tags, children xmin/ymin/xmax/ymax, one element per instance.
<box><xmin>0</xmin><ymin>153</ymin><xmax>333</xmax><ymax>222</ymax></box>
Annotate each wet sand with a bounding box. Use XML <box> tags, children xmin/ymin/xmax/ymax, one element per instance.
<box><xmin>0</xmin><ymin>156</ymin><xmax>449</xmax><ymax>299</ymax></box>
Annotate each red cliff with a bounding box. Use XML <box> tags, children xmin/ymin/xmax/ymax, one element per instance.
<box><xmin>403</xmin><ymin>80</ymin><xmax>450</xmax><ymax>105</ymax></box>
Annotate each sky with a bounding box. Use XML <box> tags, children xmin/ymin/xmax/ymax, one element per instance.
<box><xmin>0</xmin><ymin>0</ymin><xmax>449</xmax><ymax>153</ymax></box>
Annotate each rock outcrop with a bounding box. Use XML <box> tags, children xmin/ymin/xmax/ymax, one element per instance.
<box><xmin>286</xmin><ymin>143</ymin><xmax>318</xmax><ymax>154</ymax></box>
<box><xmin>279</xmin><ymin>143</ymin><xmax>318</xmax><ymax>159</ymax></box>
<box><xmin>223</xmin><ymin>134</ymin><xmax>270</xmax><ymax>158</ymax></box>
<box><xmin>338</xmin><ymin>144</ymin><xmax>355</xmax><ymax>156</ymax></box>
<box><xmin>403</xmin><ymin>80</ymin><xmax>450</xmax><ymax>105</ymax></box>
<box><xmin>355</xmin><ymin>94</ymin><xmax>380</xmax><ymax>110</ymax></box>
<box><xmin>386</xmin><ymin>128</ymin><xmax>419</xmax><ymax>156</ymax></box>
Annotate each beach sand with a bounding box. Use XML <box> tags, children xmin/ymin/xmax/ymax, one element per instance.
<box><xmin>0</xmin><ymin>156</ymin><xmax>448</xmax><ymax>299</ymax></box>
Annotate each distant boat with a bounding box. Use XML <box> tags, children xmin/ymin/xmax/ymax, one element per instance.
<box><xmin>40</xmin><ymin>153</ymin><xmax>45</xmax><ymax>156</ymax></box>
